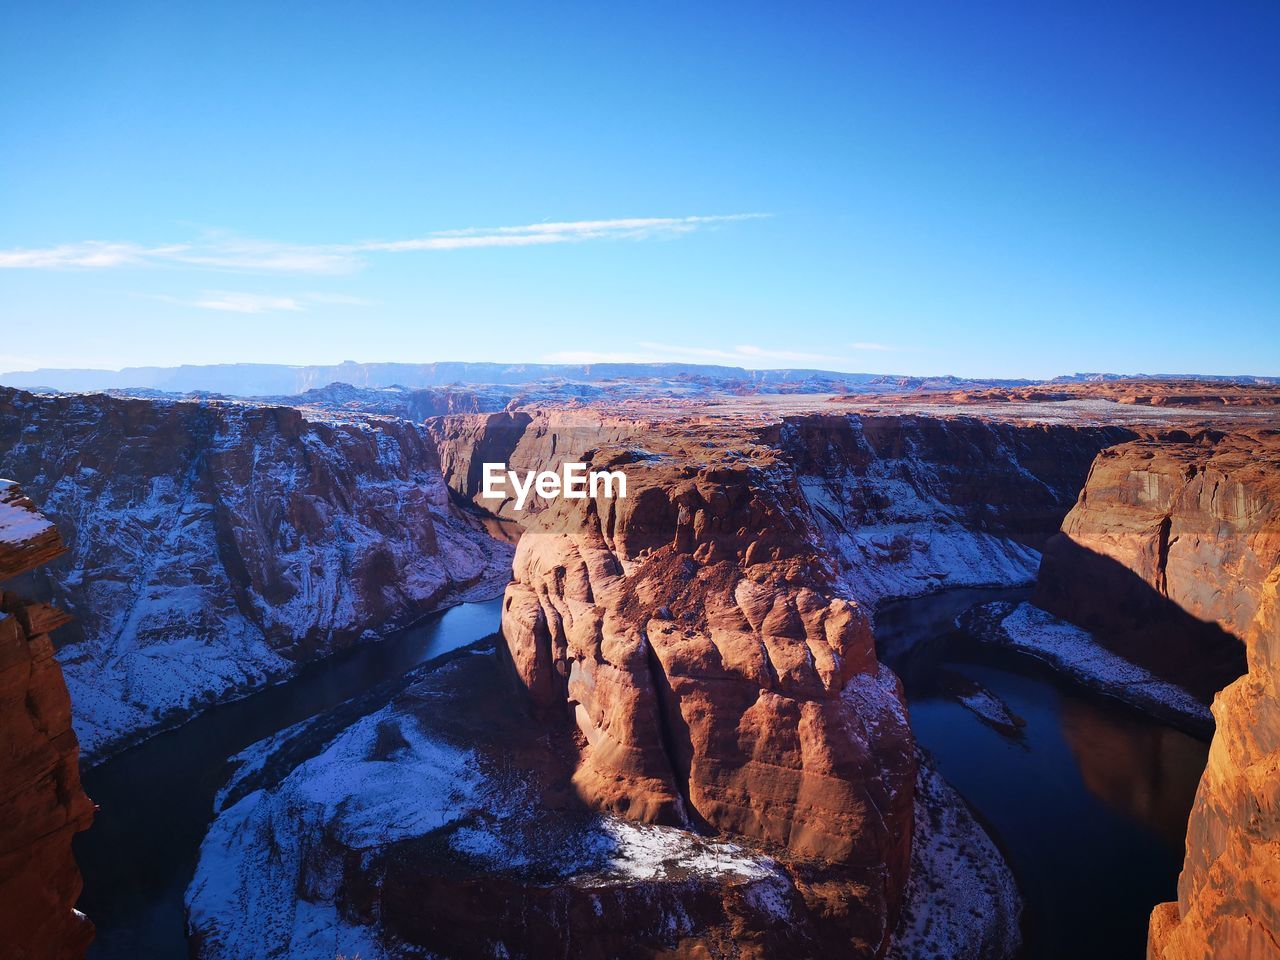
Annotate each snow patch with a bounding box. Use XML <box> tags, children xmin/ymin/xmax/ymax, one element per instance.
<box><xmin>971</xmin><ymin>601</ymin><xmax>1211</xmax><ymax>731</ymax></box>
<box><xmin>889</xmin><ymin>754</ymin><xmax>1022</xmax><ymax>960</ymax></box>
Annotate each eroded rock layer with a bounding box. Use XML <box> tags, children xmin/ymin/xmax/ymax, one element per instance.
<box><xmin>0</xmin><ymin>481</ymin><xmax>94</xmax><ymax>959</ymax></box>
<box><xmin>1150</xmin><ymin>567</ymin><xmax>1280</xmax><ymax>959</ymax></box>
<box><xmin>498</xmin><ymin>419</ymin><xmax>921</xmax><ymax>956</ymax></box>
<box><xmin>0</xmin><ymin>386</ymin><xmax>512</xmax><ymax>760</ymax></box>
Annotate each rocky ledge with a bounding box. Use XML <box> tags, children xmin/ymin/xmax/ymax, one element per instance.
<box><xmin>188</xmin><ymin>648</ymin><xmax>809</xmax><ymax>960</ymax></box>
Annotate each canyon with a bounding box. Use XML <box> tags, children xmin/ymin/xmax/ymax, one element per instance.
<box><xmin>0</xmin><ymin>374</ymin><xmax>1277</xmax><ymax>958</ymax></box>
<box><xmin>183</xmin><ymin>393</ymin><xmax>1208</xmax><ymax>958</ymax></box>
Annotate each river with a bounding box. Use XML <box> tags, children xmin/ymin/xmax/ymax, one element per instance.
<box><xmin>75</xmin><ymin>597</ymin><xmax>504</xmax><ymax>960</ymax></box>
<box><xmin>74</xmin><ymin>587</ymin><xmax>1206</xmax><ymax>959</ymax></box>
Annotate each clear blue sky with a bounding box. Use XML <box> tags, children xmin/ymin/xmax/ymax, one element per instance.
<box><xmin>1</xmin><ymin>1</ymin><xmax>1276</xmax><ymax>378</ymax></box>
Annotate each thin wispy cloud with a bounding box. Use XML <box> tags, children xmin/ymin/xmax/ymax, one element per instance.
<box><xmin>142</xmin><ymin>291</ymin><xmax>372</xmax><ymax>314</ymax></box>
<box><xmin>0</xmin><ymin>215</ymin><xmax>768</xmax><ymax>275</ymax></box>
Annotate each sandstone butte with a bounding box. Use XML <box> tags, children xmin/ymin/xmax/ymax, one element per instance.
<box><xmin>1028</xmin><ymin>431</ymin><xmax>1280</xmax><ymax>960</ymax></box>
<box><xmin>0</xmin><ymin>479</ymin><xmax>94</xmax><ymax>959</ymax></box>
<box><xmin>499</xmin><ymin>420</ymin><xmax>919</xmax><ymax>957</ymax></box>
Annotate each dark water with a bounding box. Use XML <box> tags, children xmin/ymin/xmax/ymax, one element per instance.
<box><xmin>75</xmin><ymin>597</ymin><xmax>504</xmax><ymax>960</ymax></box>
<box><xmin>877</xmin><ymin>587</ymin><xmax>1209</xmax><ymax>960</ymax></box>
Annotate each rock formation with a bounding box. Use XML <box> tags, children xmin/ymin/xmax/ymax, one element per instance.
<box><xmin>424</xmin><ymin>404</ymin><xmax>1135</xmax><ymax>952</ymax></box>
<box><xmin>187</xmin><ymin>647</ymin><xmax>820</xmax><ymax>960</ymax></box>
<box><xmin>1148</xmin><ymin>564</ymin><xmax>1280</xmax><ymax>959</ymax></box>
<box><xmin>1134</xmin><ymin>435</ymin><xmax>1280</xmax><ymax>959</ymax></box>
<box><xmin>0</xmin><ymin>480</ymin><xmax>94</xmax><ymax>959</ymax></box>
<box><xmin>0</xmin><ymin>386</ymin><xmax>512</xmax><ymax>760</ymax></box>
<box><xmin>1035</xmin><ymin>431</ymin><xmax>1272</xmax><ymax>697</ymax></box>
<box><xmin>499</xmin><ymin>418</ymin><xmax>918</xmax><ymax>956</ymax></box>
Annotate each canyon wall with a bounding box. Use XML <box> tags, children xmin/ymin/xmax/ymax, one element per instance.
<box><xmin>1035</xmin><ymin>431</ymin><xmax>1267</xmax><ymax>697</ymax></box>
<box><xmin>1149</xmin><ymin>564</ymin><xmax>1280</xmax><ymax>959</ymax></box>
<box><xmin>1134</xmin><ymin>434</ymin><xmax>1279</xmax><ymax>960</ymax></box>
<box><xmin>0</xmin><ymin>481</ymin><xmax>94</xmax><ymax>959</ymax></box>
<box><xmin>1022</xmin><ymin>429</ymin><xmax>1280</xmax><ymax>958</ymax></box>
<box><xmin>0</xmin><ymin>386</ymin><xmax>511</xmax><ymax>760</ymax></box>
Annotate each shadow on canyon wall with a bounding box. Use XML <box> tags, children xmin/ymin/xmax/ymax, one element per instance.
<box><xmin>1034</xmin><ymin>535</ymin><xmax>1247</xmax><ymax>703</ymax></box>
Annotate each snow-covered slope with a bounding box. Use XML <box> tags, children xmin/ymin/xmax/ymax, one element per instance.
<box><xmin>781</xmin><ymin>414</ymin><xmax>1133</xmax><ymax>604</ymax></box>
<box><xmin>0</xmin><ymin>387</ymin><xmax>511</xmax><ymax>761</ymax></box>
<box><xmin>187</xmin><ymin>652</ymin><xmax>804</xmax><ymax>960</ymax></box>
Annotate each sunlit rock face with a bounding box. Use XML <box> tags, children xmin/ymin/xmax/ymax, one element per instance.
<box><xmin>0</xmin><ymin>386</ymin><xmax>512</xmax><ymax>761</ymax></box>
<box><xmin>497</xmin><ymin>417</ymin><xmax>917</xmax><ymax>957</ymax></box>
<box><xmin>1027</xmin><ymin>430</ymin><xmax>1280</xmax><ymax>960</ymax></box>
<box><xmin>0</xmin><ymin>481</ymin><xmax>94</xmax><ymax>959</ymax></box>
<box><xmin>1149</xmin><ymin>563</ymin><xmax>1280</xmax><ymax>960</ymax></box>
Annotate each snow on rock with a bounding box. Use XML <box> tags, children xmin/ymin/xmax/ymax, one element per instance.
<box><xmin>0</xmin><ymin>478</ymin><xmax>54</xmax><ymax>545</ymax></box>
<box><xmin>947</xmin><ymin>676</ymin><xmax>1026</xmax><ymax>736</ymax></box>
<box><xmin>0</xmin><ymin>478</ymin><xmax>64</xmax><ymax>579</ymax></box>
<box><xmin>0</xmin><ymin>387</ymin><xmax>512</xmax><ymax>761</ymax></box>
<box><xmin>187</xmin><ymin>703</ymin><xmax>485</xmax><ymax>960</ymax></box>
<box><xmin>966</xmin><ymin>601</ymin><xmax>1211</xmax><ymax>734</ymax></box>
<box><xmin>889</xmin><ymin>753</ymin><xmax>1022</xmax><ymax>960</ymax></box>
<box><xmin>186</xmin><ymin>665</ymin><xmax>797</xmax><ymax>960</ymax></box>
<box><xmin>782</xmin><ymin>415</ymin><xmax>1128</xmax><ymax>605</ymax></box>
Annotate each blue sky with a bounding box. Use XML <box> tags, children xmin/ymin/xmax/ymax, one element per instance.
<box><xmin>1</xmin><ymin>1</ymin><xmax>1276</xmax><ymax>378</ymax></box>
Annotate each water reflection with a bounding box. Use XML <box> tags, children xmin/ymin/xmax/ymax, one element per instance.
<box><xmin>878</xmin><ymin>587</ymin><xmax>1208</xmax><ymax>960</ymax></box>
<box><xmin>1059</xmin><ymin>700</ymin><xmax>1204</xmax><ymax>852</ymax></box>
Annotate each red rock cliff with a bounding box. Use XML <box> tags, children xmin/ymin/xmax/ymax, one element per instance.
<box><xmin>1035</xmin><ymin>431</ymin><xmax>1272</xmax><ymax>696</ymax></box>
<box><xmin>500</xmin><ymin>421</ymin><xmax>917</xmax><ymax>957</ymax></box>
<box><xmin>0</xmin><ymin>480</ymin><xmax>94</xmax><ymax>959</ymax></box>
<box><xmin>1149</xmin><ymin>563</ymin><xmax>1280</xmax><ymax>959</ymax></box>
